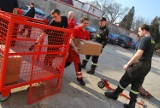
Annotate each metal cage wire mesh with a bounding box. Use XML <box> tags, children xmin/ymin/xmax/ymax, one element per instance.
<box><xmin>0</xmin><ymin>11</ymin><xmax>72</xmax><ymax>104</ymax></box>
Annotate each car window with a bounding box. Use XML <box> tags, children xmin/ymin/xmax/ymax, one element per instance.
<box><xmin>46</xmin><ymin>15</ymin><xmax>52</xmax><ymax>21</ymax></box>
<box><xmin>113</xmin><ymin>34</ymin><xmax>119</xmax><ymax>38</ymax></box>
<box><xmin>35</xmin><ymin>12</ymin><xmax>45</xmax><ymax>17</ymax></box>
<box><xmin>117</xmin><ymin>35</ymin><xmax>131</xmax><ymax>42</ymax></box>
<box><xmin>86</xmin><ymin>26</ymin><xmax>96</xmax><ymax>32</ymax></box>
<box><xmin>118</xmin><ymin>36</ymin><xmax>125</xmax><ymax>40</ymax></box>
<box><xmin>20</xmin><ymin>6</ymin><xmax>28</xmax><ymax>10</ymax></box>
<box><xmin>36</xmin><ymin>8</ymin><xmax>45</xmax><ymax>14</ymax></box>
<box><xmin>124</xmin><ymin>37</ymin><xmax>132</xmax><ymax>42</ymax></box>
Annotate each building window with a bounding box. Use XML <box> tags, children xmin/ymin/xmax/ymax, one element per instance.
<box><xmin>93</xmin><ymin>8</ymin><xmax>95</xmax><ymax>13</ymax></box>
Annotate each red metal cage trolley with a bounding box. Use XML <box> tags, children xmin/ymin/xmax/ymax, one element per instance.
<box><xmin>0</xmin><ymin>11</ymin><xmax>72</xmax><ymax>104</ymax></box>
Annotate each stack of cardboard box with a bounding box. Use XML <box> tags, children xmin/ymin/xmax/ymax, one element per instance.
<box><xmin>0</xmin><ymin>45</ymin><xmax>22</xmax><ymax>85</ymax></box>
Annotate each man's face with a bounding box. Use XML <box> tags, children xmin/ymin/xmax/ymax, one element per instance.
<box><xmin>29</xmin><ymin>3</ymin><xmax>33</xmax><ymax>8</ymax></box>
<box><xmin>51</xmin><ymin>13</ymin><xmax>60</xmax><ymax>22</ymax></box>
<box><xmin>68</xmin><ymin>13</ymin><xmax>73</xmax><ymax>19</ymax></box>
<box><xmin>81</xmin><ymin>20</ymin><xmax>89</xmax><ymax>28</ymax></box>
<box><xmin>138</xmin><ymin>27</ymin><xmax>145</xmax><ymax>37</ymax></box>
<box><xmin>99</xmin><ymin>20</ymin><xmax>106</xmax><ymax>27</ymax></box>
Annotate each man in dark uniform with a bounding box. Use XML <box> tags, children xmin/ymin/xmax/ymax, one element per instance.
<box><xmin>0</xmin><ymin>0</ymin><xmax>18</xmax><ymax>13</ymax></box>
<box><xmin>29</xmin><ymin>9</ymin><xmax>68</xmax><ymax>65</ymax></box>
<box><xmin>47</xmin><ymin>9</ymin><xmax>68</xmax><ymax>28</ymax></box>
<box><xmin>43</xmin><ymin>9</ymin><xmax>68</xmax><ymax>65</ymax></box>
<box><xmin>24</xmin><ymin>2</ymin><xmax>35</xmax><ymax>18</ymax></box>
<box><xmin>104</xmin><ymin>24</ymin><xmax>155</xmax><ymax>108</ymax></box>
<box><xmin>19</xmin><ymin>2</ymin><xmax>35</xmax><ymax>37</ymax></box>
<box><xmin>81</xmin><ymin>17</ymin><xmax>109</xmax><ymax>74</ymax></box>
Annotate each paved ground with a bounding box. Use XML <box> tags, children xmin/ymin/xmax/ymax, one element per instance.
<box><xmin>0</xmin><ymin>44</ymin><xmax>160</xmax><ymax>108</ymax></box>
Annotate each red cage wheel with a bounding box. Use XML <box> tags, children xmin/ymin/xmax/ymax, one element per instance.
<box><xmin>0</xmin><ymin>92</ymin><xmax>11</xmax><ymax>102</ymax></box>
<box><xmin>97</xmin><ymin>80</ymin><xmax>106</xmax><ymax>89</ymax></box>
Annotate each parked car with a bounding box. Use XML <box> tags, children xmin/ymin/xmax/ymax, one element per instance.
<box><xmin>20</xmin><ymin>5</ymin><xmax>46</xmax><ymax>20</ymax></box>
<box><xmin>108</xmin><ymin>33</ymin><xmax>119</xmax><ymax>44</ymax></box>
<box><xmin>115</xmin><ymin>35</ymin><xmax>133</xmax><ymax>48</ymax></box>
<box><xmin>132</xmin><ymin>40</ymin><xmax>138</xmax><ymax>49</ymax></box>
<box><xmin>86</xmin><ymin>26</ymin><xmax>96</xmax><ymax>39</ymax></box>
<box><xmin>46</xmin><ymin>15</ymin><xmax>52</xmax><ymax>22</ymax></box>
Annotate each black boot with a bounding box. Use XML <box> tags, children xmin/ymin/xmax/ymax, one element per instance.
<box><xmin>104</xmin><ymin>86</ymin><xmax>123</xmax><ymax>100</ymax></box>
<box><xmin>124</xmin><ymin>91</ymin><xmax>137</xmax><ymax>108</ymax></box>
<box><xmin>123</xmin><ymin>101</ymin><xmax>136</xmax><ymax>108</ymax></box>
<box><xmin>77</xmin><ymin>78</ymin><xmax>85</xmax><ymax>86</ymax></box>
<box><xmin>87</xmin><ymin>65</ymin><xmax>96</xmax><ymax>74</ymax></box>
<box><xmin>104</xmin><ymin>90</ymin><xmax>119</xmax><ymax>100</ymax></box>
<box><xmin>81</xmin><ymin>60</ymin><xmax>88</xmax><ymax>68</ymax></box>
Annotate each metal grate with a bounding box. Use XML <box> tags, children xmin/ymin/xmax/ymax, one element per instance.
<box><xmin>0</xmin><ymin>11</ymin><xmax>72</xmax><ymax>104</ymax></box>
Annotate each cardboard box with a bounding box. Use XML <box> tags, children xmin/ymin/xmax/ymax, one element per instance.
<box><xmin>0</xmin><ymin>45</ymin><xmax>22</xmax><ymax>85</ymax></box>
<box><xmin>73</xmin><ymin>38</ymin><xmax>102</xmax><ymax>56</ymax></box>
<box><xmin>73</xmin><ymin>38</ymin><xmax>81</xmax><ymax>48</ymax></box>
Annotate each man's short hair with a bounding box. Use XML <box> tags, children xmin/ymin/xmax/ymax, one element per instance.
<box><xmin>51</xmin><ymin>9</ymin><xmax>61</xmax><ymax>15</ymax></box>
<box><xmin>100</xmin><ymin>17</ymin><xmax>106</xmax><ymax>21</ymax></box>
<box><xmin>80</xmin><ymin>16</ymin><xmax>89</xmax><ymax>23</ymax></box>
<box><xmin>68</xmin><ymin>11</ymin><xmax>74</xmax><ymax>16</ymax></box>
<box><xmin>140</xmin><ymin>24</ymin><xmax>150</xmax><ymax>32</ymax></box>
<box><xmin>30</xmin><ymin>2</ymin><xmax>34</xmax><ymax>6</ymax></box>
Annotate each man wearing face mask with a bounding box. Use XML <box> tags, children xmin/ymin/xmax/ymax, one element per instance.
<box><xmin>81</xmin><ymin>17</ymin><xmax>109</xmax><ymax>74</ymax></box>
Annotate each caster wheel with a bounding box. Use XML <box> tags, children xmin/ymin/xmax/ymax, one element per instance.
<box><xmin>0</xmin><ymin>93</ymin><xmax>11</xmax><ymax>102</ymax></box>
<box><xmin>97</xmin><ymin>81</ymin><xmax>105</xmax><ymax>88</ymax></box>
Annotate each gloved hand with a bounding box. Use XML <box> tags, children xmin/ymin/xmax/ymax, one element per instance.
<box><xmin>29</xmin><ymin>42</ymin><xmax>38</xmax><ymax>51</ymax></box>
<box><xmin>91</xmin><ymin>34</ymin><xmax>97</xmax><ymax>41</ymax></box>
<box><xmin>73</xmin><ymin>46</ymin><xmax>79</xmax><ymax>54</ymax></box>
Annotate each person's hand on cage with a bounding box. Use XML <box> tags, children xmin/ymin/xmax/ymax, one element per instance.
<box><xmin>29</xmin><ymin>42</ymin><xmax>38</xmax><ymax>51</ymax></box>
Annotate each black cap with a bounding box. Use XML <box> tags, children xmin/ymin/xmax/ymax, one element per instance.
<box><xmin>100</xmin><ymin>17</ymin><xmax>106</xmax><ymax>21</ymax></box>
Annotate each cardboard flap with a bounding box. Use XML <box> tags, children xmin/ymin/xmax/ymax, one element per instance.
<box><xmin>0</xmin><ymin>44</ymin><xmax>16</xmax><ymax>53</ymax></box>
<box><xmin>72</xmin><ymin>38</ymin><xmax>81</xmax><ymax>47</ymax></box>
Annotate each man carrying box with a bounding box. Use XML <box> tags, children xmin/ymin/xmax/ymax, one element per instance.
<box><xmin>81</xmin><ymin>17</ymin><xmax>109</xmax><ymax>74</ymax></box>
<box><xmin>65</xmin><ymin>17</ymin><xmax>90</xmax><ymax>86</ymax></box>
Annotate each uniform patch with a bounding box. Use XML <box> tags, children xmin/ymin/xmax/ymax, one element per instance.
<box><xmin>151</xmin><ymin>39</ymin><xmax>155</xmax><ymax>44</ymax></box>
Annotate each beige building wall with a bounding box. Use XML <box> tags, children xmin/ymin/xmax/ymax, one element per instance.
<box><xmin>18</xmin><ymin>0</ymin><xmax>137</xmax><ymax>40</ymax></box>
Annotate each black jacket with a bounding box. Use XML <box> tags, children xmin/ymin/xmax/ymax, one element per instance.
<box><xmin>0</xmin><ymin>0</ymin><xmax>18</xmax><ymax>13</ymax></box>
<box><xmin>95</xmin><ymin>25</ymin><xmax>109</xmax><ymax>48</ymax></box>
<box><xmin>25</xmin><ymin>7</ymin><xmax>35</xmax><ymax>18</ymax></box>
<box><xmin>48</xmin><ymin>16</ymin><xmax>68</xmax><ymax>28</ymax></box>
